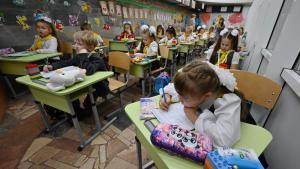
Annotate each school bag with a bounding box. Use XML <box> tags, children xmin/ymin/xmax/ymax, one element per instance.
<box><xmin>154</xmin><ymin>72</ymin><xmax>171</xmax><ymax>94</ymax></box>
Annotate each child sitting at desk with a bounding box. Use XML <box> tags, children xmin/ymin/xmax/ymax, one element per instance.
<box><xmin>159</xmin><ymin>25</ymin><xmax>177</xmax><ymax>46</ymax></box>
<box><xmin>43</xmin><ymin>30</ymin><xmax>109</xmax><ymax>118</ymax></box>
<box><xmin>159</xmin><ymin>60</ymin><xmax>246</xmax><ymax>147</ymax></box>
<box><xmin>156</xmin><ymin>25</ymin><xmax>165</xmax><ymax>37</ymax></box>
<box><xmin>29</xmin><ymin>16</ymin><xmax>59</xmax><ymax>53</ymax></box>
<box><xmin>118</xmin><ymin>21</ymin><xmax>135</xmax><ymax>40</ymax></box>
<box><xmin>135</xmin><ymin>26</ymin><xmax>158</xmax><ymax>57</ymax></box>
<box><xmin>178</xmin><ymin>25</ymin><xmax>195</xmax><ymax>43</ymax></box>
<box><xmin>80</xmin><ymin>22</ymin><xmax>103</xmax><ymax>46</ymax></box>
<box><xmin>207</xmin><ymin>28</ymin><xmax>240</xmax><ymax>69</ymax></box>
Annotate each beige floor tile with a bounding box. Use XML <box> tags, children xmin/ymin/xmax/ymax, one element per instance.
<box><xmin>105</xmin><ymin>157</ymin><xmax>137</xmax><ymax>169</ymax></box>
<box><xmin>18</xmin><ymin>161</ymin><xmax>33</xmax><ymax>169</ymax></box>
<box><xmin>79</xmin><ymin>158</ymin><xmax>95</xmax><ymax>169</ymax></box>
<box><xmin>106</xmin><ymin>138</ymin><xmax>128</xmax><ymax>161</ymax></box>
<box><xmin>128</xmin><ymin>124</ymin><xmax>136</xmax><ymax>131</ymax></box>
<box><xmin>99</xmin><ymin>145</ymin><xmax>106</xmax><ymax>164</ymax></box>
<box><xmin>108</xmin><ymin>125</ymin><xmax>121</xmax><ymax>134</ymax></box>
<box><xmin>44</xmin><ymin>159</ymin><xmax>77</xmax><ymax>169</ymax></box>
<box><xmin>74</xmin><ymin>155</ymin><xmax>89</xmax><ymax>168</ymax></box>
<box><xmin>89</xmin><ymin>145</ymin><xmax>100</xmax><ymax>158</ymax></box>
<box><xmin>116</xmin><ymin>135</ymin><xmax>131</xmax><ymax>147</ymax></box>
<box><xmin>21</xmin><ymin>137</ymin><xmax>53</xmax><ymax>162</ymax></box>
<box><xmin>119</xmin><ymin>128</ymin><xmax>136</xmax><ymax>143</ymax></box>
<box><xmin>103</xmin><ymin>128</ymin><xmax>117</xmax><ymax>138</ymax></box>
<box><xmin>52</xmin><ymin>150</ymin><xmax>82</xmax><ymax>166</ymax></box>
<box><xmin>91</xmin><ymin>135</ymin><xmax>107</xmax><ymax>145</ymax></box>
<box><xmin>101</xmin><ymin>133</ymin><xmax>111</xmax><ymax>142</ymax></box>
<box><xmin>29</xmin><ymin>146</ymin><xmax>60</xmax><ymax>165</ymax></box>
<box><xmin>63</xmin><ymin>128</ymin><xmax>88</xmax><ymax>142</ymax></box>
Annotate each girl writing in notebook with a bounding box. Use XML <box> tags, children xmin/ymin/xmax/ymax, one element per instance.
<box><xmin>159</xmin><ymin>60</ymin><xmax>247</xmax><ymax>147</ymax></box>
<box><xmin>29</xmin><ymin>16</ymin><xmax>59</xmax><ymax>53</ymax></box>
<box><xmin>207</xmin><ymin>28</ymin><xmax>240</xmax><ymax>69</ymax></box>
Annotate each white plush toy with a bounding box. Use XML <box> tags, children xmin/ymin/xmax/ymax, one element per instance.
<box><xmin>46</xmin><ymin>68</ymin><xmax>86</xmax><ymax>91</ymax></box>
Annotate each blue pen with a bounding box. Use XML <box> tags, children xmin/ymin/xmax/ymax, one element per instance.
<box><xmin>161</xmin><ymin>81</ymin><xmax>167</xmax><ymax>103</ymax></box>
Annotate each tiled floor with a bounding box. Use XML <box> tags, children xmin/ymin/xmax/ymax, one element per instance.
<box><xmin>1</xmin><ymin>79</ymin><xmax>157</xmax><ymax>169</ymax></box>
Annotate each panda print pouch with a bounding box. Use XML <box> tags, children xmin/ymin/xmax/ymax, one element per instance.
<box><xmin>150</xmin><ymin>123</ymin><xmax>213</xmax><ymax>163</ymax></box>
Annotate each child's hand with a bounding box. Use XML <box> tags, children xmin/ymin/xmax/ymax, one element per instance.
<box><xmin>159</xmin><ymin>94</ymin><xmax>171</xmax><ymax>111</ymax></box>
<box><xmin>184</xmin><ymin>107</ymin><xmax>198</xmax><ymax>124</ymax></box>
<box><xmin>43</xmin><ymin>65</ymin><xmax>53</xmax><ymax>72</ymax></box>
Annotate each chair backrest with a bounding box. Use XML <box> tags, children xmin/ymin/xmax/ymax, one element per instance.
<box><xmin>108</xmin><ymin>51</ymin><xmax>130</xmax><ymax>71</ymax></box>
<box><xmin>59</xmin><ymin>40</ymin><xmax>73</xmax><ymax>54</ymax></box>
<box><xmin>230</xmin><ymin>70</ymin><xmax>282</xmax><ymax>109</ymax></box>
<box><xmin>103</xmin><ymin>38</ymin><xmax>109</xmax><ymax>46</ymax></box>
<box><xmin>159</xmin><ymin>45</ymin><xmax>170</xmax><ymax>59</ymax></box>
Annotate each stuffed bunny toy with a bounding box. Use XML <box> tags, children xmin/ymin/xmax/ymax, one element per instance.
<box><xmin>46</xmin><ymin>68</ymin><xmax>86</xmax><ymax>91</ymax></box>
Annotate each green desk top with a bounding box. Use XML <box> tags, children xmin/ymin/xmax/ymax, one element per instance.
<box><xmin>135</xmin><ymin>36</ymin><xmax>142</xmax><ymax>40</ymax></box>
<box><xmin>95</xmin><ymin>45</ymin><xmax>108</xmax><ymax>50</ymax></box>
<box><xmin>109</xmin><ymin>40</ymin><xmax>137</xmax><ymax>43</ymax></box>
<box><xmin>0</xmin><ymin>52</ymin><xmax>62</xmax><ymax>62</ymax></box>
<box><xmin>125</xmin><ymin>96</ymin><xmax>272</xmax><ymax>169</ymax></box>
<box><xmin>16</xmin><ymin>71</ymin><xmax>113</xmax><ymax>96</ymax></box>
<box><xmin>179</xmin><ymin>42</ymin><xmax>194</xmax><ymax>45</ymax></box>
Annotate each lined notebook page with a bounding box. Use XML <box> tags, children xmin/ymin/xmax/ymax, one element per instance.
<box><xmin>152</xmin><ymin>103</ymin><xmax>194</xmax><ymax>130</ymax></box>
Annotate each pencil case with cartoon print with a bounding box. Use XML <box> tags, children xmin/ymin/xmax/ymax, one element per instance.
<box><xmin>150</xmin><ymin>123</ymin><xmax>213</xmax><ymax>163</ymax></box>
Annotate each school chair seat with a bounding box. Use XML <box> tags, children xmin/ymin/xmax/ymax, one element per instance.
<box><xmin>235</xmin><ymin>122</ymin><xmax>272</xmax><ymax>156</ymax></box>
<box><xmin>230</xmin><ymin>70</ymin><xmax>282</xmax><ymax>127</ymax></box>
<box><xmin>108</xmin><ymin>78</ymin><xmax>126</xmax><ymax>92</ymax></box>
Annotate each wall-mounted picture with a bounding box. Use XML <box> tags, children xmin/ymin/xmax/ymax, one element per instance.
<box><xmin>108</xmin><ymin>1</ymin><xmax>115</xmax><ymax>15</ymax></box>
<box><xmin>144</xmin><ymin>9</ymin><xmax>148</xmax><ymax>19</ymax></box>
<box><xmin>116</xmin><ymin>5</ymin><xmax>122</xmax><ymax>17</ymax></box>
<box><xmin>134</xmin><ymin>8</ymin><xmax>139</xmax><ymax>19</ymax></box>
<box><xmin>129</xmin><ymin>8</ymin><xmax>134</xmax><ymax>18</ymax></box>
<box><xmin>123</xmin><ymin>7</ymin><xmax>128</xmax><ymax>18</ymax></box>
<box><xmin>139</xmin><ymin>9</ymin><xmax>144</xmax><ymax>19</ymax></box>
<box><xmin>100</xmin><ymin>1</ymin><xmax>109</xmax><ymax>15</ymax></box>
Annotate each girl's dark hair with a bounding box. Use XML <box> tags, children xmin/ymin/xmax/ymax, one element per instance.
<box><xmin>35</xmin><ymin>19</ymin><xmax>60</xmax><ymax>52</ymax></box>
<box><xmin>123</xmin><ymin>23</ymin><xmax>134</xmax><ymax>34</ymax></box>
<box><xmin>174</xmin><ymin>60</ymin><xmax>248</xmax><ymax>120</ymax></box>
<box><xmin>209</xmin><ymin>31</ymin><xmax>239</xmax><ymax>64</ymax></box>
<box><xmin>139</xmin><ymin>30</ymin><xmax>156</xmax><ymax>53</ymax></box>
<box><xmin>166</xmin><ymin>25</ymin><xmax>176</xmax><ymax>37</ymax></box>
<box><xmin>156</xmin><ymin>25</ymin><xmax>164</xmax><ymax>36</ymax></box>
<box><xmin>197</xmin><ymin>27</ymin><xmax>204</xmax><ymax>34</ymax></box>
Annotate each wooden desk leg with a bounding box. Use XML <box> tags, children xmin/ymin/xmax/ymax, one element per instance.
<box><xmin>135</xmin><ymin>136</ymin><xmax>143</xmax><ymax>169</ymax></box>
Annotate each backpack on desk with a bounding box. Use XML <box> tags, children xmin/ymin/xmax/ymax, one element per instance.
<box><xmin>150</xmin><ymin>123</ymin><xmax>213</xmax><ymax>163</ymax></box>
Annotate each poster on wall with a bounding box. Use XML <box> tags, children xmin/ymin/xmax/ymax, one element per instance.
<box><xmin>100</xmin><ymin>1</ymin><xmax>109</xmax><ymax>15</ymax></box>
<box><xmin>108</xmin><ymin>1</ymin><xmax>115</xmax><ymax>15</ymax></box>
<box><xmin>134</xmin><ymin>8</ymin><xmax>139</xmax><ymax>19</ymax></box>
<box><xmin>116</xmin><ymin>5</ymin><xmax>122</xmax><ymax>17</ymax></box>
<box><xmin>129</xmin><ymin>8</ymin><xmax>134</xmax><ymax>18</ymax></box>
<box><xmin>200</xmin><ymin>13</ymin><xmax>210</xmax><ymax>25</ymax></box>
<box><xmin>220</xmin><ymin>6</ymin><xmax>227</xmax><ymax>12</ymax></box>
<box><xmin>123</xmin><ymin>7</ymin><xmax>128</xmax><ymax>18</ymax></box>
<box><xmin>144</xmin><ymin>9</ymin><xmax>148</xmax><ymax>19</ymax></box>
<box><xmin>139</xmin><ymin>9</ymin><xmax>144</xmax><ymax>19</ymax></box>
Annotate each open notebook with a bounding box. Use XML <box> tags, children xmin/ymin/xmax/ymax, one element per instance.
<box><xmin>152</xmin><ymin>103</ymin><xmax>194</xmax><ymax>130</ymax></box>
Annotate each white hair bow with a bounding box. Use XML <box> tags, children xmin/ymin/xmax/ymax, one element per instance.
<box><xmin>149</xmin><ymin>26</ymin><xmax>156</xmax><ymax>36</ymax></box>
<box><xmin>141</xmin><ymin>25</ymin><xmax>149</xmax><ymax>31</ymax></box>
<box><xmin>197</xmin><ymin>26</ymin><xmax>202</xmax><ymax>30</ymax></box>
<box><xmin>204</xmin><ymin>61</ymin><xmax>237</xmax><ymax>92</ymax></box>
<box><xmin>123</xmin><ymin>21</ymin><xmax>132</xmax><ymax>25</ymax></box>
<box><xmin>231</xmin><ymin>29</ymin><xmax>239</xmax><ymax>37</ymax></box>
<box><xmin>220</xmin><ymin>28</ymin><xmax>229</xmax><ymax>36</ymax></box>
<box><xmin>202</xmin><ymin>24</ymin><xmax>207</xmax><ymax>29</ymax></box>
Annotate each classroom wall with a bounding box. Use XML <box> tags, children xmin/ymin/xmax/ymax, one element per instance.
<box><xmin>0</xmin><ymin>0</ymin><xmax>193</xmax><ymax>50</ymax></box>
<box><xmin>198</xmin><ymin>5</ymin><xmax>250</xmax><ymax>28</ymax></box>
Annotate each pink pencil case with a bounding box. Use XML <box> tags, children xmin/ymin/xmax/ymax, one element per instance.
<box><xmin>150</xmin><ymin>123</ymin><xmax>213</xmax><ymax>163</ymax></box>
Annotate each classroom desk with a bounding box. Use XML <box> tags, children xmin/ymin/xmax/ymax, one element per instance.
<box><xmin>125</xmin><ymin>96</ymin><xmax>272</xmax><ymax>169</ymax></box>
<box><xmin>135</xmin><ymin>36</ymin><xmax>142</xmax><ymax>45</ymax></box>
<box><xmin>16</xmin><ymin>71</ymin><xmax>113</xmax><ymax>150</ymax></box>
<box><xmin>109</xmin><ymin>40</ymin><xmax>137</xmax><ymax>52</ymax></box>
<box><xmin>130</xmin><ymin>58</ymin><xmax>159</xmax><ymax>96</ymax></box>
<box><xmin>0</xmin><ymin>52</ymin><xmax>62</xmax><ymax>75</ymax></box>
<box><xmin>178</xmin><ymin>42</ymin><xmax>194</xmax><ymax>54</ymax></box>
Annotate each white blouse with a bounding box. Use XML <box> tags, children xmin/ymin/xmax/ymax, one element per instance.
<box><xmin>160</xmin><ymin>83</ymin><xmax>241</xmax><ymax>148</ymax></box>
<box><xmin>206</xmin><ymin>51</ymin><xmax>240</xmax><ymax>65</ymax></box>
<box><xmin>159</xmin><ymin>37</ymin><xmax>177</xmax><ymax>46</ymax></box>
<box><xmin>32</xmin><ymin>35</ymin><xmax>58</xmax><ymax>53</ymax></box>
<box><xmin>136</xmin><ymin>41</ymin><xmax>158</xmax><ymax>56</ymax></box>
<box><xmin>178</xmin><ymin>33</ymin><xmax>195</xmax><ymax>42</ymax></box>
